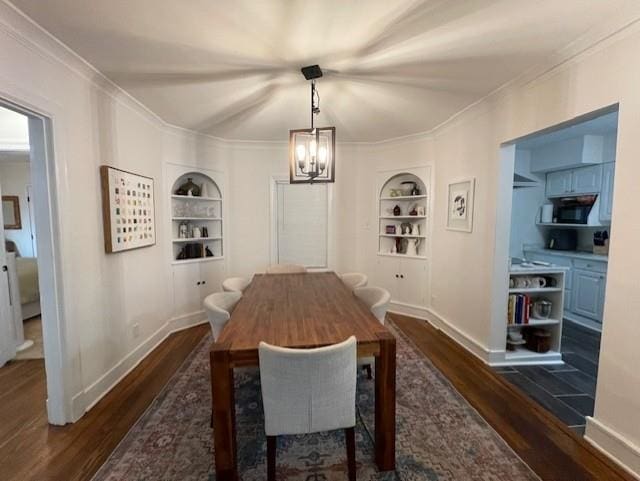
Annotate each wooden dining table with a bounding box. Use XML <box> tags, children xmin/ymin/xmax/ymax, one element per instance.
<box><xmin>209</xmin><ymin>271</ymin><xmax>396</xmax><ymax>480</ymax></box>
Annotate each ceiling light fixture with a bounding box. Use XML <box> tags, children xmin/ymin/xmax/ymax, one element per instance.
<box><xmin>289</xmin><ymin>65</ymin><xmax>335</xmax><ymax>184</ymax></box>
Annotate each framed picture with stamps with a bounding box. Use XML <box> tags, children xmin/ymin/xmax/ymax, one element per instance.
<box><xmin>100</xmin><ymin>165</ymin><xmax>156</xmax><ymax>253</ymax></box>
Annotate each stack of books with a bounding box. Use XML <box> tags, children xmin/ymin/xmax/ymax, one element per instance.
<box><xmin>507</xmin><ymin>294</ymin><xmax>531</xmax><ymax>325</ymax></box>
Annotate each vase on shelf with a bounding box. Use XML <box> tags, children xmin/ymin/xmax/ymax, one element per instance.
<box><xmin>175</xmin><ymin>178</ymin><xmax>201</xmax><ymax>197</ymax></box>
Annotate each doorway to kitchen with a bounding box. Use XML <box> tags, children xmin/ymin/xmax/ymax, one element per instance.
<box><xmin>491</xmin><ymin>104</ymin><xmax>618</xmax><ymax>436</ymax></box>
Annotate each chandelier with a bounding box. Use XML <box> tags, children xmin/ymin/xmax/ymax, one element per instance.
<box><xmin>289</xmin><ymin>65</ymin><xmax>335</xmax><ymax>183</ymax></box>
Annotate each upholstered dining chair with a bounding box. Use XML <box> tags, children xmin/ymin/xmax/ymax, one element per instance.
<box><xmin>259</xmin><ymin>336</ymin><xmax>357</xmax><ymax>481</ymax></box>
<box><xmin>354</xmin><ymin>286</ymin><xmax>391</xmax><ymax>379</ymax></box>
<box><xmin>340</xmin><ymin>272</ymin><xmax>368</xmax><ymax>290</ymax></box>
<box><xmin>266</xmin><ymin>263</ymin><xmax>307</xmax><ymax>274</ymax></box>
<box><xmin>203</xmin><ymin>291</ymin><xmax>242</xmax><ymax>341</ymax></box>
<box><xmin>222</xmin><ymin>276</ymin><xmax>251</xmax><ymax>293</ymax></box>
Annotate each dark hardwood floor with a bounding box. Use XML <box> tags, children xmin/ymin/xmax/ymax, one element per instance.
<box><xmin>0</xmin><ymin>323</ymin><xmax>209</xmax><ymax>481</ymax></box>
<box><xmin>390</xmin><ymin>313</ymin><xmax>633</xmax><ymax>481</ymax></box>
<box><xmin>495</xmin><ymin>321</ymin><xmax>601</xmax><ymax>435</ymax></box>
<box><xmin>0</xmin><ymin>314</ymin><xmax>629</xmax><ymax>481</ymax></box>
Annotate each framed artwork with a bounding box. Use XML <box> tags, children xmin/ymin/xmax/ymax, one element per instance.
<box><xmin>446</xmin><ymin>177</ymin><xmax>475</xmax><ymax>232</ymax></box>
<box><xmin>100</xmin><ymin>165</ymin><xmax>156</xmax><ymax>253</ymax></box>
<box><xmin>2</xmin><ymin>196</ymin><xmax>21</xmax><ymax>229</ymax></box>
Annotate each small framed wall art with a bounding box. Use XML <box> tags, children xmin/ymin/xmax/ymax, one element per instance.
<box><xmin>446</xmin><ymin>177</ymin><xmax>475</xmax><ymax>233</ymax></box>
<box><xmin>100</xmin><ymin>165</ymin><xmax>156</xmax><ymax>253</ymax></box>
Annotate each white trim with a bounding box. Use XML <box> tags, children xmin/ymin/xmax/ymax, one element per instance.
<box><xmin>585</xmin><ymin>417</ymin><xmax>640</xmax><ymax>480</ymax></box>
<box><xmin>72</xmin><ymin>313</ymin><xmax>207</xmax><ymax>419</ymax></box>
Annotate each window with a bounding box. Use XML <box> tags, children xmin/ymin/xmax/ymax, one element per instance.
<box><xmin>275</xmin><ymin>182</ymin><xmax>328</xmax><ymax>268</ymax></box>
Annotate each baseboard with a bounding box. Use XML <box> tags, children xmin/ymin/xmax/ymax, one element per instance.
<box><xmin>71</xmin><ymin>313</ymin><xmax>207</xmax><ymax>421</ymax></box>
<box><xmin>585</xmin><ymin>417</ymin><xmax>640</xmax><ymax>480</ymax></box>
<box><xmin>388</xmin><ymin>301</ymin><xmax>430</xmax><ymax>320</ymax></box>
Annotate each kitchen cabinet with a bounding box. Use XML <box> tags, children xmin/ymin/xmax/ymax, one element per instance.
<box><xmin>572</xmin><ymin>269</ymin><xmax>605</xmax><ymax>322</ymax></box>
<box><xmin>599</xmin><ymin>162</ymin><xmax>615</xmax><ymax>222</ymax></box>
<box><xmin>545</xmin><ymin>165</ymin><xmax>602</xmax><ymax>197</ymax></box>
<box><xmin>172</xmin><ymin>259</ymin><xmax>226</xmax><ymax>316</ymax></box>
<box><xmin>373</xmin><ymin>256</ymin><xmax>428</xmax><ymax>308</ymax></box>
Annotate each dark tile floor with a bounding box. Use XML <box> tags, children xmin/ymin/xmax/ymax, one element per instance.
<box><xmin>495</xmin><ymin>321</ymin><xmax>601</xmax><ymax>435</ymax></box>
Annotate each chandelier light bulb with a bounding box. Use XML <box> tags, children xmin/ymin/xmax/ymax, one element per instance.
<box><xmin>296</xmin><ymin>144</ymin><xmax>306</xmax><ymax>163</ymax></box>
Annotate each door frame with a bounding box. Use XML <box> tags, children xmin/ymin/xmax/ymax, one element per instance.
<box><xmin>0</xmin><ymin>97</ymin><xmax>73</xmax><ymax>425</ymax></box>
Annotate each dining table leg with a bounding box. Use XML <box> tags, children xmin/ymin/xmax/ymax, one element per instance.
<box><xmin>375</xmin><ymin>332</ymin><xmax>396</xmax><ymax>471</ymax></box>
<box><xmin>210</xmin><ymin>343</ymin><xmax>238</xmax><ymax>481</ymax></box>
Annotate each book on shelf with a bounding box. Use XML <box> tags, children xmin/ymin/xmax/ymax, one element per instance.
<box><xmin>507</xmin><ymin>294</ymin><xmax>531</xmax><ymax>325</ymax></box>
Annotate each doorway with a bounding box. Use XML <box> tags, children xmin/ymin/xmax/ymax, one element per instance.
<box><xmin>0</xmin><ymin>99</ymin><xmax>69</xmax><ymax>426</ymax></box>
<box><xmin>491</xmin><ymin>105</ymin><xmax>618</xmax><ymax>435</ymax></box>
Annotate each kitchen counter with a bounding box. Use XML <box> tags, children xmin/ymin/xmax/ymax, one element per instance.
<box><xmin>523</xmin><ymin>247</ymin><xmax>608</xmax><ymax>263</ymax></box>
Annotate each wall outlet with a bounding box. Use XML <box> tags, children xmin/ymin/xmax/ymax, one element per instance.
<box><xmin>132</xmin><ymin>323</ymin><xmax>140</xmax><ymax>339</ymax></box>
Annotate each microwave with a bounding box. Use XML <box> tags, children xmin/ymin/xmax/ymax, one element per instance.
<box><xmin>555</xmin><ymin>195</ymin><xmax>596</xmax><ymax>224</ymax></box>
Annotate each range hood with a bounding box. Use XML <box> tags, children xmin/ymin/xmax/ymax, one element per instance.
<box><xmin>513</xmin><ymin>172</ymin><xmax>539</xmax><ymax>188</ymax></box>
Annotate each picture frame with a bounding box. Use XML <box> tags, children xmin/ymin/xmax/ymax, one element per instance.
<box><xmin>100</xmin><ymin>165</ymin><xmax>156</xmax><ymax>253</ymax></box>
<box><xmin>2</xmin><ymin>195</ymin><xmax>21</xmax><ymax>230</ymax></box>
<box><xmin>446</xmin><ymin>178</ymin><xmax>475</xmax><ymax>232</ymax></box>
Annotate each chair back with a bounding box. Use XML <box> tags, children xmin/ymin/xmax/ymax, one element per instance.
<box><xmin>222</xmin><ymin>277</ymin><xmax>251</xmax><ymax>292</ymax></box>
<box><xmin>266</xmin><ymin>264</ymin><xmax>307</xmax><ymax>274</ymax></box>
<box><xmin>259</xmin><ymin>336</ymin><xmax>357</xmax><ymax>436</ymax></box>
<box><xmin>340</xmin><ymin>272</ymin><xmax>368</xmax><ymax>290</ymax></box>
<box><xmin>353</xmin><ymin>286</ymin><xmax>391</xmax><ymax>324</ymax></box>
<box><xmin>203</xmin><ymin>291</ymin><xmax>241</xmax><ymax>340</ymax></box>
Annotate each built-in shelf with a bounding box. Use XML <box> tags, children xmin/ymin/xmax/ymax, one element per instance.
<box><xmin>171</xmin><ymin>195</ymin><xmax>221</xmax><ymax>201</ymax></box>
<box><xmin>380</xmin><ymin>195</ymin><xmax>427</xmax><ymax>200</ymax></box>
<box><xmin>507</xmin><ymin>319</ymin><xmax>561</xmax><ymax>327</ymax></box>
<box><xmin>172</xmin><ymin>217</ymin><xmax>222</xmax><ymax>221</ymax></box>
<box><xmin>172</xmin><ymin>237</ymin><xmax>222</xmax><ymax>243</ymax></box>
<box><xmin>379</xmin><ymin>215</ymin><xmax>427</xmax><ymax>220</ymax></box>
<box><xmin>379</xmin><ymin>234</ymin><xmax>426</xmax><ymax>238</ymax></box>
<box><xmin>505</xmin><ymin>347</ymin><xmax>562</xmax><ymax>363</ymax></box>
<box><xmin>377</xmin><ymin>252</ymin><xmax>427</xmax><ymax>260</ymax></box>
<box><xmin>536</xmin><ymin>222</ymin><xmax>609</xmax><ymax>228</ymax></box>
<box><xmin>171</xmin><ymin>256</ymin><xmax>225</xmax><ymax>265</ymax></box>
<box><xmin>508</xmin><ymin>287</ymin><xmax>562</xmax><ymax>294</ymax></box>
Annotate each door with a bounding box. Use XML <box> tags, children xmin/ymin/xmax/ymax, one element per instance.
<box><xmin>199</xmin><ymin>260</ymin><xmax>226</xmax><ymax>302</ymax></box>
<box><xmin>372</xmin><ymin>256</ymin><xmax>399</xmax><ymax>301</ymax></box>
<box><xmin>572</xmin><ymin>165</ymin><xmax>602</xmax><ymax>194</ymax></box>
<box><xmin>599</xmin><ymin>162</ymin><xmax>615</xmax><ymax>222</ymax></box>
<box><xmin>396</xmin><ymin>258</ymin><xmax>428</xmax><ymax>307</ymax></box>
<box><xmin>572</xmin><ymin>269</ymin><xmax>605</xmax><ymax>321</ymax></box>
<box><xmin>172</xmin><ymin>262</ymin><xmax>202</xmax><ymax>316</ymax></box>
<box><xmin>546</xmin><ymin>170</ymin><xmax>572</xmax><ymax>197</ymax></box>
<box><xmin>26</xmin><ymin>185</ymin><xmax>37</xmax><ymax>256</ymax></box>
<box><xmin>0</xmin><ymin>184</ymin><xmax>17</xmax><ymax>366</ymax></box>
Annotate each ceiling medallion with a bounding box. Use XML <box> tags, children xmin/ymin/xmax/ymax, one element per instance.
<box><xmin>289</xmin><ymin>65</ymin><xmax>335</xmax><ymax>184</ymax></box>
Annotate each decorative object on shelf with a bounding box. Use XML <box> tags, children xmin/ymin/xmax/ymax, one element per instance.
<box><xmin>416</xmin><ymin>205</ymin><xmax>426</xmax><ymax>216</ymax></box>
<box><xmin>389</xmin><ymin>189</ymin><xmax>401</xmax><ymax>197</ymax></box>
<box><xmin>396</xmin><ymin>237</ymin><xmax>408</xmax><ymax>254</ymax></box>
<box><xmin>179</xmin><ymin>222</ymin><xmax>188</xmax><ymax>239</ymax></box>
<box><xmin>401</xmin><ymin>181</ymin><xmax>420</xmax><ymax>196</ymax></box>
<box><xmin>175</xmin><ymin>177</ymin><xmax>201</xmax><ymax>197</ymax></box>
<box><xmin>385</xmin><ymin>225</ymin><xmax>396</xmax><ymax>234</ymax></box>
<box><xmin>2</xmin><ymin>195</ymin><xmax>21</xmax><ymax>229</ymax></box>
<box><xmin>192</xmin><ymin>226</ymin><xmax>201</xmax><ymax>238</ymax></box>
<box><xmin>405</xmin><ymin>238</ymin><xmax>421</xmax><ymax>256</ymax></box>
<box><xmin>205</xmin><ymin>246</ymin><xmax>214</xmax><ymax>257</ymax></box>
<box><xmin>524</xmin><ymin>328</ymin><xmax>551</xmax><ymax>353</ymax></box>
<box><xmin>289</xmin><ymin>65</ymin><xmax>335</xmax><ymax>184</ymax></box>
<box><xmin>409</xmin><ymin>204</ymin><xmax>418</xmax><ymax>216</ymax></box>
<box><xmin>390</xmin><ymin>244</ymin><xmax>397</xmax><ymax>254</ymax></box>
<box><xmin>446</xmin><ymin>177</ymin><xmax>475</xmax><ymax>232</ymax></box>
<box><xmin>411</xmin><ymin>223</ymin><xmax>420</xmax><ymax>236</ymax></box>
<box><xmin>532</xmin><ymin>299</ymin><xmax>552</xmax><ymax>319</ymax></box>
<box><xmin>176</xmin><ymin>243</ymin><xmax>203</xmax><ymax>260</ymax></box>
<box><xmin>100</xmin><ymin>165</ymin><xmax>156</xmax><ymax>253</ymax></box>
<box><xmin>201</xmin><ymin>226</ymin><xmax>209</xmax><ymax>237</ymax></box>
<box><xmin>393</xmin><ymin>205</ymin><xmax>401</xmax><ymax>216</ymax></box>
<box><xmin>400</xmin><ymin>222</ymin><xmax>411</xmax><ymax>235</ymax></box>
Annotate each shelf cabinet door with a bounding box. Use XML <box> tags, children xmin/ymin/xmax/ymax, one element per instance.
<box><xmin>172</xmin><ymin>263</ymin><xmax>202</xmax><ymax>316</ymax></box>
<box><xmin>572</xmin><ymin>165</ymin><xmax>603</xmax><ymax>194</ymax></box>
<box><xmin>572</xmin><ymin>269</ymin><xmax>605</xmax><ymax>322</ymax></box>
<box><xmin>546</xmin><ymin>170</ymin><xmax>573</xmax><ymax>197</ymax></box>
<box><xmin>396</xmin><ymin>259</ymin><xmax>428</xmax><ymax>307</ymax></box>
<box><xmin>199</xmin><ymin>261</ymin><xmax>226</xmax><ymax>302</ymax></box>
<box><xmin>599</xmin><ymin>162</ymin><xmax>615</xmax><ymax>222</ymax></box>
<box><xmin>373</xmin><ymin>257</ymin><xmax>400</xmax><ymax>301</ymax></box>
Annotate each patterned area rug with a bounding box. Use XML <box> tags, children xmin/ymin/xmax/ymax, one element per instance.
<box><xmin>92</xmin><ymin>321</ymin><xmax>540</xmax><ymax>480</ymax></box>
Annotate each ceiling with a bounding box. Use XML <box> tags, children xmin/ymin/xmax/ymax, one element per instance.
<box><xmin>10</xmin><ymin>0</ymin><xmax>636</xmax><ymax>142</ymax></box>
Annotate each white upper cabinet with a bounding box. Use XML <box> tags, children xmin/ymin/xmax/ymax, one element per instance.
<box><xmin>530</xmin><ymin>135</ymin><xmax>604</xmax><ymax>173</ymax></box>
<box><xmin>599</xmin><ymin>162</ymin><xmax>615</xmax><ymax>222</ymax></box>
<box><xmin>546</xmin><ymin>170</ymin><xmax>573</xmax><ymax>197</ymax></box>
<box><xmin>571</xmin><ymin>164</ymin><xmax>602</xmax><ymax>194</ymax></box>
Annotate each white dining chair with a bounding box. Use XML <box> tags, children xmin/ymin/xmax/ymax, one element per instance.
<box><xmin>266</xmin><ymin>263</ymin><xmax>307</xmax><ymax>274</ymax></box>
<box><xmin>354</xmin><ymin>286</ymin><xmax>391</xmax><ymax>379</ymax></box>
<box><xmin>259</xmin><ymin>336</ymin><xmax>357</xmax><ymax>481</ymax></box>
<box><xmin>340</xmin><ymin>272</ymin><xmax>368</xmax><ymax>290</ymax></box>
<box><xmin>203</xmin><ymin>291</ymin><xmax>242</xmax><ymax>341</ymax></box>
<box><xmin>222</xmin><ymin>276</ymin><xmax>251</xmax><ymax>293</ymax></box>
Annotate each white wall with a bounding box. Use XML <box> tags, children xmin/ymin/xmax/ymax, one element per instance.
<box><xmin>0</xmin><ymin>154</ymin><xmax>34</xmax><ymax>256</ymax></box>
